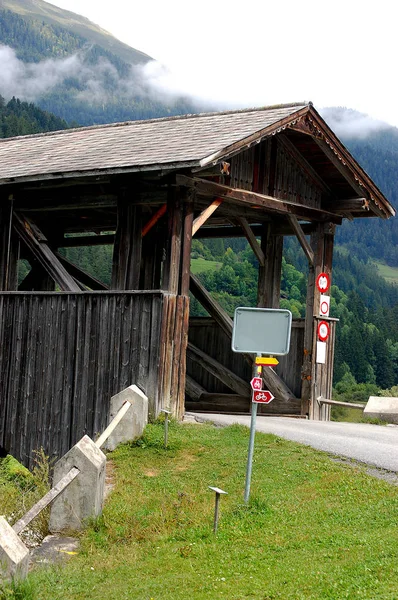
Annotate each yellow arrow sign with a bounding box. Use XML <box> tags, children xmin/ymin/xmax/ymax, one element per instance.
<box><xmin>255</xmin><ymin>356</ymin><xmax>279</xmax><ymax>366</ymax></box>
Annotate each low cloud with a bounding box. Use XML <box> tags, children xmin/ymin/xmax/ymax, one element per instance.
<box><xmin>320</xmin><ymin>107</ymin><xmax>392</xmax><ymax>139</ymax></box>
<box><xmin>0</xmin><ymin>45</ymin><xmax>199</xmax><ymax>108</ymax></box>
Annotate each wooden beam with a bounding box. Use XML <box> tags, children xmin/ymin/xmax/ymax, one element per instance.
<box><xmin>162</xmin><ymin>187</ymin><xmax>183</xmax><ymax>294</ymax></box>
<box><xmin>141</xmin><ymin>204</ymin><xmax>167</xmax><ymax>237</ymax></box>
<box><xmin>190</xmin><ymin>271</ymin><xmax>297</xmax><ymax>404</ymax></box>
<box><xmin>187</xmin><ymin>342</ymin><xmax>250</xmax><ymax>397</ymax></box>
<box><xmin>55</xmin><ymin>253</ymin><xmax>109</xmax><ymax>290</ymax></box>
<box><xmin>13</xmin><ymin>213</ymin><xmax>80</xmax><ymax>292</ymax></box>
<box><xmin>61</xmin><ymin>234</ymin><xmax>115</xmax><ymax>247</ymax></box>
<box><xmin>190</xmin><ymin>272</ymin><xmax>233</xmax><ymax>338</ymax></box>
<box><xmin>180</xmin><ymin>193</ymin><xmax>194</xmax><ymax>296</ymax></box>
<box><xmin>176</xmin><ymin>175</ymin><xmax>342</xmax><ymax>224</ymax></box>
<box><xmin>192</xmin><ymin>198</ymin><xmax>223</xmax><ymax>235</ymax></box>
<box><xmin>111</xmin><ymin>198</ymin><xmax>142</xmax><ymax>290</ymax></box>
<box><xmin>235</xmin><ymin>217</ymin><xmax>265</xmax><ymax>266</ymax></box>
<box><xmin>287</xmin><ymin>214</ymin><xmax>314</xmax><ymax>266</ymax></box>
<box><xmin>185</xmin><ymin>374</ymin><xmax>207</xmax><ymax>401</ymax></box>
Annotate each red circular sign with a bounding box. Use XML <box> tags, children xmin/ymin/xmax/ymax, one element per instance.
<box><xmin>316</xmin><ymin>273</ymin><xmax>331</xmax><ymax>293</ymax></box>
<box><xmin>317</xmin><ymin>320</ymin><xmax>330</xmax><ymax>342</ymax></box>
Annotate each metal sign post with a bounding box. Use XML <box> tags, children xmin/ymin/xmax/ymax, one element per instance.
<box><xmin>232</xmin><ymin>307</ymin><xmax>292</xmax><ymax>505</ymax></box>
<box><xmin>244</xmin><ymin>357</ymin><xmax>260</xmax><ymax>504</ymax></box>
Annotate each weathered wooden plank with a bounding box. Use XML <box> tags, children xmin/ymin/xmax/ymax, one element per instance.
<box><xmin>187</xmin><ymin>342</ymin><xmax>250</xmax><ymax>397</ymax></box>
<box><xmin>189</xmin><ymin>273</ymin><xmax>233</xmax><ymax>338</ymax></box>
<box><xmin>287</xmin><ymin>214</ymin><xmax>314</xmax><ymax>266</ymax></box>
<box><xmin>180</xmin><ymin>198</ymin><xmax>194</xmax><ymax>296</ymax></box>
<box><xmin>176</xmin><ymin>175</ymin><xmax>343</xmax><ymax>224</ymax></box>
<box><xmin>56</xmin><ymin>253</ymin><xmax>109</xmax><ymax>290</ymax></box>
<box><xmin>162</xmin><ymin>188</ymin><xmax>183</xmax><ymax>294</ymax></box>
<box><xmin>235</xmin><ymin>217</ymin><xmax>265</xmax><ymax>266</ymax></box>
<box><xmin>185</xmin><ymin>375</ymin><xmax>207</xmax><ymax>401</ymax></box>
<box><xmin>192</xmin><ymin>199</ymin><xmax>223</xmax><ymax>235</ymax></box>
<box><xmin>13</xmin><ymin>214</ymin><xmax>80</xmax><ymax>292</ymax></box>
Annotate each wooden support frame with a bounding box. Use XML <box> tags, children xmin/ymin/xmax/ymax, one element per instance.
<box><xmin>257</xmin><ymin>223</ymin><xmax>283</xmax><ymax>309</ymax></box>
<box><xmin>162</xmin><ymin>186</ymin><xmax>183</xmax><ymax>294</ymax></box>
<box><xmin>0</xmin><ymin>198</ymin><xmax>19</xmax><ymax>291</ymax></box>
<box><xmin>187</xmin><ymin>342</ymin><xmax>250</xmax><ymax>397</ymax></box>
<box><xmin>13</xmin><ymin>213</ymin><xmax>80</xmax><ymax>292</ymax></box>
<box><xmin>190</xmin><ymin>272</ymin><xmax>297</xmax><ymax>403</ymax></box>
<box><xmin>177</xmin><ymin>174</ymin><xmax>343</xmax><ymax>224</ymax></box>
<box><xmin>287</xmin><ymin>214</ymin><xmax>314</xmax><ymax>266</ymax></box>
<box><xmin>111</xmin><ymin>197</ymin><xmax>142</xmax><ymax>290</ymax></box>
<box><xmin>192</xmin><ymin>198</ymin><xmax>223</xmax><ymax>236</ymax></box>
<box><xmin>55</xmin><ymin>253</ymin><xmax>109</xmax><ymax>290</ymax></box>
<box><xmin>141</xmin><ymin>204</ymin><xmax>167</xmax><ymax>238</ymax></box>
<box><xmin>235</xmin><ymin>217</ymin><xmax>265</xmax><ymax>266</ymax></box>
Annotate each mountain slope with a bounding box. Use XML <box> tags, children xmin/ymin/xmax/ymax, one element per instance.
<box><xmin>0</xmin><ymin>0</ymin><xmax>151</xmax><ymax>65</ymax></box>
<box><xmin>322</xmin><ymin>108</ymin><xmax>398</xmax><ymax>267</ymax></box>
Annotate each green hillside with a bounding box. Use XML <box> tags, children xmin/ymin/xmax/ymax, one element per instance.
<box><xmin>0</xmin><ymin>3</ymin><xmax>195</xmax><ymax>125</ymax></box>
<box><xmin>0</xmin><ymin>0</ymin><xmax>151</xmax><ymax>65</ymax></box>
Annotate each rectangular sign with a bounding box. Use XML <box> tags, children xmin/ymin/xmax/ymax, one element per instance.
<box><xmin>232</xmin><ymin>307</ymin><xmax>292</xmax><ymax>355</ymax></box>
<box><xmin>316</xmin><ymin>341</ymin><xmax>327</xmax><ymax>364</ymax></box>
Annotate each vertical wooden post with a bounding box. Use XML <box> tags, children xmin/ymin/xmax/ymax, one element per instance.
<box><xmin>180</xmin><ymin>191</ymin><xmax>194</xmax><ymax>297</ymax></box>
<box><xmin>257</xmin><ymin>223</ymin><xmax>283</xmax><ymax>308</ymax></box>
<box><xmin>162</xmin><ymin>186</ymin><xmax>183</xmax><ymax>294</ymax></box>
<box><xmin>301</xmin><ymin>223</ymin><xmax>328</xmax><ymax>418</ymax></box>
<box><xmin>317</xmin><ymin>224</ymin><xmax>335</xmax><ymax>420</ymax></box>
<box><xmin>112</xmin><ymin>195</ymin><xmax>142</xmax><ymax>290</ymax></box>
<box><xmin>0</xmin><ymin>198</ymin><xmax>18</xmax><ymax>291</ymax></box>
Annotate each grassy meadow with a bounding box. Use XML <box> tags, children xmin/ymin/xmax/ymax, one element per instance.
<box><xmin>4</xmin><ymin>422</ymin><xmax>397</xmax><ymax>600</ymax></box>
<box><xmin>373</xmin><ymin>261</ymin><xmax>398</xmax><ymax>285</ymax></box>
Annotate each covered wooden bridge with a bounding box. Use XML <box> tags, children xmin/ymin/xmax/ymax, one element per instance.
<box><xmin>0</xmin><ymin>102</ymin><xmax>394</xmax><ymax>465</ymax></box>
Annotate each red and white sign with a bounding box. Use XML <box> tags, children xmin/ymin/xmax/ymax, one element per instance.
<box><xmin>250</xmin><ymin>377</ymin><xmax>263</xmax><ymax>391</ymax></box>
<box><xmin>252</xmin><ymin>390</ymin><xmax>274</xmax><ymax>404</ymax></box>
<box><xmin>317</xmin><ymin>320</ymin><xmax>330</xmax><ymax>342</ymax></box>
<box><xmin>316</xmin><ymin>272</ymin><xmax>331</xmax><ymax>293</ymax></box>
<box><xmin>319</xmin><ymin>294</ymin><xmax>330</xmax><ymax>317</ymax></box>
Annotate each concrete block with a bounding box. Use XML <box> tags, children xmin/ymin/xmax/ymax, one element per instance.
<box><xmin>0</xmin><ymin>516</ymin><xmax>29</xmax><ymax>582</ymax></box>
<box><xmin>364</xmin><ymin>396</ymin><xmax>398</xmax><ymax>423</ymax></box>
<box><xmin>104</xmin><ymin>385</ymin><xmax>148</xmax><ymax>451</ymax></box>
<box><xmin>49</xmin><ymin>435</ymin><xmax>106</xmax><ymax>533</ymax></box>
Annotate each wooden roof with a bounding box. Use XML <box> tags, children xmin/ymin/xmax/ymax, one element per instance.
<box><xmin>0</xmin><ymin>102</ymin><xmax>394</xmax><ymax>219</ymax></box>
<box><xmin>0</xmin><ymin>103</ymin><xmax>307</xmax><ymax>182</ymax></box>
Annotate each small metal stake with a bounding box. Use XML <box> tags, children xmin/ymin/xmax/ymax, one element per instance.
<box><xmin>208</xmin><ymin>486</ymin><xmax>227</xmax><ymax>534</ymax></box>
<box><xmin>160</xmin><ymin>409</ymin><xmax>171</xmax><ymax>448</ymax></box>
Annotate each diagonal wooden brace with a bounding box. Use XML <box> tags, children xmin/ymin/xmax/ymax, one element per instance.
<box><xmin>13</xmin><ymin>213</ymin><xmax>80</xmax><ymax>291</ymax></box>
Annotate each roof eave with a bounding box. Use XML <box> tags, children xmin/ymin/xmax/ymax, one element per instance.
<box><xmin>306</xmin><ymin>106</ymin><xmax>395</xmax><ymax>219</ymax></box>
<box><xmin>198</xmin><ymin>105</ymin><xmax>310</xmax><ymax>169</ymax></box>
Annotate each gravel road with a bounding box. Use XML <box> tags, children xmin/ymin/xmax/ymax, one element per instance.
<box><xmin>188</xmin><ymin>414</ymin><xmax>398</xmax><ymax>473</ymax></box>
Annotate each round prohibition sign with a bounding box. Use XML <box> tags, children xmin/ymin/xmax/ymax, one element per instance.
<box><xmin>320</xmin><ymin>300</ymin><xmax>329</xmax><ymax>316</ymax></box>
<box><xmin>317</xmin><ymin>320</ymin><xmax>330</xmax><ymax>342</ymax></box>
<box><xmin>316</xmin><ymin>272</ymin><xmax>331</xmax><ymax>293</ymax></box>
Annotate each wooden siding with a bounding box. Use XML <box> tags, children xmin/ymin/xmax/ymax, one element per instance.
<box><xmin>187</xmin><ymin>317</ymin><xmax>303</xmax><ymax>414</ymax></box>
<box><xmin>230</xmin><ymin>138</ymin><xmax>323</xmax><ymax>207</ymax></box>
<box><xmin>0</xmin><ymin>291</ymin><xmax>164</xmax><ymax>467</ymax></box>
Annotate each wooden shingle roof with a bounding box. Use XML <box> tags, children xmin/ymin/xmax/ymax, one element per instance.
<box><xmin>0</xmin><ymin>103</ymin><xmax>308</xmax><ymax>184</ymax></box>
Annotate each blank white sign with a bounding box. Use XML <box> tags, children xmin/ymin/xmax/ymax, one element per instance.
<box><xmin>232</xmin><ymin>307</ymin><xmax>292</xmax><ymax>355</ymax></box>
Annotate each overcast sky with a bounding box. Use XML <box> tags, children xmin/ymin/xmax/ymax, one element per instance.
<box><xmin>48</xmin><ymin>0</ymin><xmax>398</xmax><ymax>127</ymax></box>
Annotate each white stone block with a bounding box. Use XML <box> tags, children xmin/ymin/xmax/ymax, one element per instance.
<box><xmin>49</xmin><ymin>435</ymin><xmax>106</xmax><ymax>532</ymax></box>
<box><xmin>104</xmin><ymin>385</ymin><xmax>148</xmax><ymax>451</ymax></box>
<box><xmin>364</xmin><ymin>396</ymin><xmax>398</xmax><ymax>424</ymax></box>
<box><xmin>0</xmin><ymin>516</ymin><xmax>29</xmax><ymax>582</ymax></box>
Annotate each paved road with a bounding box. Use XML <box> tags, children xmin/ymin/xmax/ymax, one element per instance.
<box><xmin>189</xmin><ymin>414</ymin><xmax>398</xmax><ymax>472</ymax></box>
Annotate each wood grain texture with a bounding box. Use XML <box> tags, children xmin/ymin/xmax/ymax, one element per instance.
<box><xmin>0</xmin><ymin>291</ymin><xmax>164</xmax><ymax>467</ymax></box>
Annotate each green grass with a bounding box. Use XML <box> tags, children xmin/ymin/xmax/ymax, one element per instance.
<box><xmin>373</xmin><ymin>261</ymin><xmax>398</xmax><ymax>284</ymax></box>
<box><xmin>8</xmin><ymin>422</ymin><xmax>398</xmax><ymax>600</ymax></box>
<box><xmin>190</xmin><ymin>258</ymin><xmax>221</xmax><ymax>275</ymax></box>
